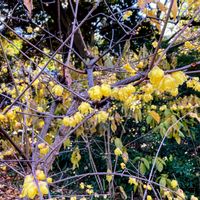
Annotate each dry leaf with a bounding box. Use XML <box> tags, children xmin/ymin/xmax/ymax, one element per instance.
<box><xmin>189</xmin><ymin>112</ymin><xmax>200</xmax><ymax>122</ymax></box>
<box><xmin>149</xmin><ymin>111</ymin><xmax>160</xmax><ymax>123</ymax></box>
<box><xmin>157</xmin><ymin>2</ymin><xmax>167</xmax><ymax>12</ymax></box>
<box><xmin>23</xmin><ymin>0</ymin><xmax>33</xmax><ymax>18</ymax></box>
<box><xmin>64</xmin><ymin>68</ymin><xmax>72</xmax><ymax>87</ymax></box>
<box><xmin>138</xmin><ymin>0</ymin><xmax>152</xmax><ymax>10</ymax></box>
<box><xmin>171</xmin><ymin>0</ymin><xmax>178</xmax><ymax>20</ymax></box>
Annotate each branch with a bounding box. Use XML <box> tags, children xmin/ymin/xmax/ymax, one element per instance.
<box><xmin>0</xmin><ymin>127</ymin><xmax>31</xmax><ymax>168</ymax></box>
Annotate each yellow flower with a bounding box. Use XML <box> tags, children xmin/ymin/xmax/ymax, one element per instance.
<box><xmin>171</xmin><ymin>180</ymin><xmax>178</xmax><ymax>188</ymax></box>
<box><xmin>143</xmin><ymin>184</ymin><xmax>152</xmax><ymax>190</ymax></box>
<box><xmin>47</xmin><ymin>177</ymin><xmax>53</xmax><ymax>184</ymax></box>
<box><xmin>159</xmin><ymin>105</ymin><xmax>167</xmax><ymax>111</ymax></box>
<box><xmin>170</xmin><ymin>88</ymin><xmax>178</xmax><ymax>96</ymax></box>
<box><xmin>142</xmin><ymin>83</ymin><xmax>154</xmax><ymax>94</ymax></box>
<box><xmin>6</xmin><ymin>110</ymin><xmax>15</xmax><ymax>120</ymax></box>
<box><xmin>73</xmin><ymin>112</ymin><xmax>83</xmax><ymax>124</ymax></box>
<box><xmin>106</xmin><ymin>169</ymin><xmax>112</xmax><ymax>183</ymax></box>
<box><xmin>148</xmin><ymin>66</ymin><xmax>164</xmax><ymax>86</ymax></box>
<box><xmin>96</xmin><ymin>111</ymin><xmax>109</xmax><ymax>123</ymax></box>
<box><xmin>111</xmin><ymin>87</ymin><xmax>119</xmax><ymax>99</ymax></box>
<box><xmin>37</xmin><ymin>106</ymin><xmax>44</xmax><ymax>112</ymax></box>
<box><xmin>151</xmin><ymin>105</ymin><xmax>157</xmax><ymax>110</ymax></box>
<box><xmin>40</xmin><ymin>146</ymin><xmax>49</xmax><ymax>155</ymax></box>
<box><xmin>0</xmin><ymin>113</ymin><xmax>6</xmax><ymax>121</ymax></box>
<box><xmin>38</xmin><ymin>143</ymin><xmax>46</xmax><ymax>149</ymax></box>
<box><xmin>36</xmin><ymin>170</ymin><xmax>46</xmax><ymax>181</ymax></box>
<box><xmin>101</xmin><ymin>84</ymin><xmax>112</xmax><ymax>97</ymax></box>
<box><xmin>137</xmin><ymin>61</ymin><xmax>144</xmax><ymax>68</ymax></box>
<box><xmin>123</xmin><ymin>63</ymin><xmax>135</xmax><ymax>74</ymax></box>
<box><xmin>78</xmin><ymin>102</ymin><xmax>93</xmax><ymax>115</ymax></box>
<box><xmin>143</xmin><ymin>93</ymin><xmax>153</xmax><ymax>102</ymax></box>
<box><xmin>26</xmin><ymin>26</ymin><xmax>33</xmax><ymax>33</ymax></box>
<box><xmin>86</xmin><ymin>189</ymin><xmax>94</xmax><ymax>195</ymax></box>
<box><xmin>39</xmin><ymin>181</ymin><xmax>48</xmax><ymax>195</ymax></box>
<box><xmin>123</xmin><ymin>10</ymin><xmax>133</xmax><ymax>20</ymax></box>
<box><xmin>0</xmin><ymin>165</ymin><xmax>6</xmax><ymax>171</ymax></box>
<box><xmin>53</xmin><ymin>85</ymin><xmax>63</xmax><ymax>96</ymax></box>
<box><xmin>171</xmin><ymin>104</ymin><xmax>177</xmax><ymax>111</ymax></box>
<box><xmin>63</xmin><ymin>116</ymin><xmax>71</xmax><ymax>126</ymax></box>
<box><xmin>152</xmin><ymin>41</ymin><xmax>158</xmax><ymax>48</ymax></box>
<box><xmin>128</xmin><ymin>177</ymin><xmax>137</xmax><ymax>185</ymax></box>
<box><xmin>171</xmin><ymin>71</ymin><xmax>187</xmax><ymax>85</ymax></box>
<box><xmin>0</xmin><ymin>153</ymin><xmax>4</xmax><ymax>159</ymax></box>
<box><xmin>88</xmin><ymin>85</ymin><xmax>103</xmax><ymax>101</ymax></box>
<box><xmin>184</xmin><ymin>41</ymin><xmax>194</xmax><ymax>49</ymax></box>
<box><xmin>86</xmin><ymin>185</ymin><xmax>93</xmax><ymax>189</ymax></box>
<box><xmin>70</xmin><ymin>196</ymin><xmax>77</xmax><ymax>200</ymax></box>
<box><xmin>80</xmin><ymin>182</ymin><xmax>85</xmax><ymax>189</ymax></box>
<box><xmin>160</xmin><ymin>75</ymin><xmax>177</xmax><ymax>91</ymax></box>
<box><xmin>147</xmin><ymin>195</ymin><xmax>153</xmax><ymax>200</ymax></box>
<box><xmin>71</xmin><ymin>147</ymin><xmax>81</xmax><ymax>169</ymax></box>
<box><xmin>120</xmin><ymin>162</ymin><xmax>126</xmax><ymax>169</ymax></box>
<box><xmin>27</xmin><ymin>182</ymin><xmax>38</xmax><ymax>199</ymax></box>
<box><xmin>114</xmin><ymin>148</ymin><xmax>122</xmax><ymax>156</ymax></box>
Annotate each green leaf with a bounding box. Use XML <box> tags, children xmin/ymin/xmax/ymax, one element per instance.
<box><xmin>139</xmin><ymin>162</ymin><xmax>146</xmax><ymax>175</ymax></box>
<box><xmin>146</xmin><ymin>115</ymin><xmax>152</xmax><ymax>124</ymax></box>
<box><xmin>159</xmin><ymin>177</ymin><xmax>166</xmax><ymax>187</ymax></box>
<box><xmin>156</xmin><ymin>159</ymin><xmax>163</xmax><ymax>172</ymax></box>
<box><xmin>114</xmin><ymin>138</ymin><xmax>123</xmax><ymax>149</ymax></box>
<box><xmin>141</xmin><ymin>158</ymin><xmax>150</xmax><ymax>169</ymax></box>
<box><xmin>157</xmin><ymin>157</ymin><xmax>166</xmax><ymax>166</ymax></box>
<box><xmin>133</xmin><ymin>184</ymin><xmax>138</xmax><ymax>193</ymax></box>
<box><xmin>132</xmin><ymin>156</ymin><xmax>141</xmax><ymax>163</ymax></box>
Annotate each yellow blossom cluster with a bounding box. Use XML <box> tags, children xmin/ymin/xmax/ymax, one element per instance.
<box><xmin>141</xmin><ymin>83</ymin><xmax>154</xmax><ymax>102</ymax></box>
<box><xmin>96</xmin><ymin>111</ymin><xmax>109</xmax><ymax>123</ymax></box>
<box><xmin>184</xmin><ymin>41</ymin><xmax>195</xmax><ymax>49</ymax></box>
<box><xmin>38</xmin><ymin>143</ymin><xmax>49</xmax><ymax>155</ymax></box>
<box><xmin>20</xmin><ymin>170</ymin><xmax>52</xmax><ymax>199</ymax></box>
<box><xmin>52</xmin><ymin>84</ymin><xmax>64</xmax><ymax>96</ymax></box>
<box><xmin>111</xmin><ymin>84</ymin><xmax>136</xmax><ymax>101</ymax></box>
<box><xmin>123</xmin><ymin>10</ymin><xmax>133</xmax><ymax>20</ymax></box>
<box><xmin>78</xmin><ymin>102</ymin><xmax>93</xmax><ymax>115</ymax></box>
<box><xmin>0</xmin><ymin>66</ymin><xmax>8</xmax><ymax>75</ymax></box>
<box><xmin>79</xmin><ymin>182</ymin><xmax>94</xmax><ymax>195</ymax></box>
<box><xmin>63</xmin><ymin>112</ymin><xmax>83</xmax><ymax>127</ymax></box>
<box><xmin>187</xmin><ymin>77</ymin><xmax>200</xmax><ymax>92</ymax></box>
<box><xmin>88</xmin><ymin>83</ymin><xmax>136</xmax><ymax>102</ymax></box>
<box><xmin>148</xmin><ymin>67</ymin><xmax>187</xmax><ymax>96</ymax></box>
<box><xmin>0</xmin><ymin>149</ymin><xmax>15</xmax><ymax>160</ymax></box>
<box><xmin>88</xmin><ymin>84</ymin><xmax>111</xmax><ymax>101</ymax></box>
<box><xmin>0</xmin><ymin>107</ymin><xmax>22</xmax><ymax>127</ymax></box>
